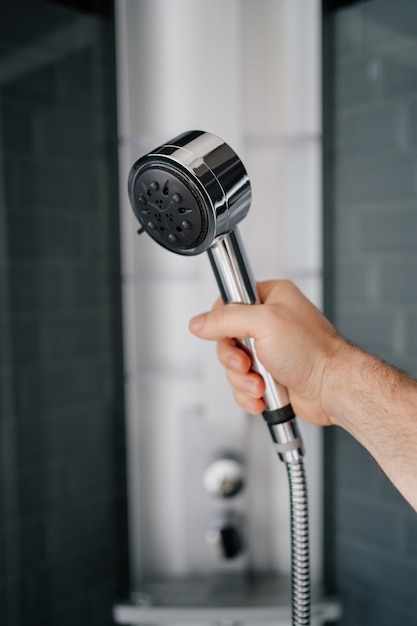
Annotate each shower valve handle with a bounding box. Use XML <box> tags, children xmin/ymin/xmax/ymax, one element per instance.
<box><xmin>208</xmin><ymin>228</ymin><xmax>304</xmax><ymax>462</ymax></box>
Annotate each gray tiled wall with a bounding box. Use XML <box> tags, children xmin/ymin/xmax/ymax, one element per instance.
<box><xmin>326</xmin><ymin>1</ymin><xmax>417</xmax><ymax>624</ymax></box>
<box><xmin>0</xmin><ymin>3</ymin><xmax>127</xmax><ymax>625</ymax></box>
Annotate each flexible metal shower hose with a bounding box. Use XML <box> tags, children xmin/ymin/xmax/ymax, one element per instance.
<box><xmin>286</xmin><ymin>458</ymin><xmax>310</xmax><ymax>626</ymax></box>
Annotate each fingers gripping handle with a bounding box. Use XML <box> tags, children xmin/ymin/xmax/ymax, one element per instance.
<box><xmin>206</xmin><ymin>229</ymin><xmax>303</xmax><ymax>459</ymax></box>
<box><xmin>207</xmin><ymin>228</ymin><xmax>292</xmax><ymax>419</ymax></box>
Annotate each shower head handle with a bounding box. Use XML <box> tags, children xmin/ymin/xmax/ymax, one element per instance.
<box><xmin>208</xmin><ymin>228</ymin><xmax>304</xmax><ymax>462</ymax></box>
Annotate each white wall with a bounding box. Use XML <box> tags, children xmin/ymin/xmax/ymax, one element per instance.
<box><xmin>115</xmin><ymin>0</ymin><xmax>322</xmax><ymax>590</ymax></box>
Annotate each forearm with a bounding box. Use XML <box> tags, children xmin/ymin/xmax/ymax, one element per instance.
<box><xmin>189</xmin><ymin>280</ymin><xmax>417</xmax><ymax>509</ymax></box>
<box><xmin>325</xmin><ymin>342</ymin><xmax>417</xmax><ymax>510</ymax></box>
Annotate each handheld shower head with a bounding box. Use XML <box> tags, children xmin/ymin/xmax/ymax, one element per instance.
<box><xmin>128</xmin><ymin>130</ymin><xmax>251</xmax><ymax>255</ymax></box>
<box><xmin>129</xmin><ymin>130</ymin><xmax>303</xmax><ymax>449</ymax></box>
<box><xmin>128</xmin><ymin>130</ymin><xmax>310</xmax><ymax>625</ymax></box>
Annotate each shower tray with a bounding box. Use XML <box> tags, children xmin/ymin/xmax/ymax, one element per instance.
<box><xmin>113</xmin><ymin>574</ymin><xmax>341</xmax><ymax>625</ymax></box>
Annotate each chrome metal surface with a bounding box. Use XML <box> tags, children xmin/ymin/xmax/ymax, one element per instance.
<box><xmin>208</xmin><ymin>229</ymin><xmax>257</xmax><ymax>304</ymax></box>
<box><xmin>287</xmin><ymin>460</ymin><xmax>310</xmax><ymax>626</ymax></box>
<box><xmin>128</xmin><ymin>130</ymin><xmax>251</xmax><ymax>255</ymax></box>
<box><xmin>268</xmin><ymin>419</ymin><xmax>305</xmax><ymax>463</ymax></box>
<box><xmin>208</xmin><ymin>229</ymin><xmax>291</xmax><ymax>412</ymax></box>
<box><xmin>203</xmin><ymin>456</ymin><xmax>245</xmax><ymax>498</ymax></box>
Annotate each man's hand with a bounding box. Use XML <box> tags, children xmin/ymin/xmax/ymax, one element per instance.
<box><xmin>189</xmin><ymin>280</ymin><xmax>343</xmax><ymax>427</ymax></box>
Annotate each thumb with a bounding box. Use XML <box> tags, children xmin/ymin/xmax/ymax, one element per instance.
<box><xmin>189</xmin><ymin>303</ymin><xmax>262</xmax><ymax>341</ymax></box>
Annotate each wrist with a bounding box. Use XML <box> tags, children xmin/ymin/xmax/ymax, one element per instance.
<box><xmin>321</xmin><ymin>337</ymin><xmax>365</xmax><ymax>429</ymax></box>
<box><xmin>322</xmin><ymin>339</ymin><xmax>414</xmax><ymax>441</ymax></box>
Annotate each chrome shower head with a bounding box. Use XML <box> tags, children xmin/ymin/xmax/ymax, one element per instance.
<box><xmin>128</xmin><ymin>130</ymin><xmax>310</xmax><ymax>623</ymax></box>
<box><xmin>128</xmin><ymin>129</ymin><xmax>303</xmax><ymax>437</ymax></box>
<box><xmin>128</xmin><ymin>130</ymin><xmax>251</xmax><ymax>255</ymax></box>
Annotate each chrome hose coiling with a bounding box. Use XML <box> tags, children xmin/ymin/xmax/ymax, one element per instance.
<box><xmin>286</xmin><ymin>459</ymin><xmax>310</xmax><ymax>626</ymax></box>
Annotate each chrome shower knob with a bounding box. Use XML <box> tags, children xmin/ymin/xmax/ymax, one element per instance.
<box><xmin>203</xmin><ymin>456</ymin><xmax>245</xmax><ymax>499</ymax></box>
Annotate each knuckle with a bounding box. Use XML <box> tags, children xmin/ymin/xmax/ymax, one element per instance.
<box><xmin>278</xmin><ymin>279</ymin><xmax>298</xmax><ymax>297</ymax></box>
<box><xmin>259</xmin><ymin>302</ymin><xmax>277</xmax><ymax>327</ymax></box>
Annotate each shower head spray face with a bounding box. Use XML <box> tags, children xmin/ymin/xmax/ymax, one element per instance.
<box><xmin>128</xmin><ymin>130</ymin><xmax>251</xmax><ymax>255</ymax></box>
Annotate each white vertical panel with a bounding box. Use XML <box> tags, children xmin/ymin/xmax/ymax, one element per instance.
<box><xmin>243</xmin><ymin>0</ymin><xmax>321</xmax><ymax>137</ymax></box>
<box><xmin>115</xmin><ymin>0</ymin><xmax>323</xmax><ymax>590</ymax></box>
<box><xmin>243</xmin><ymin>140</ymin><xmax>322</xmax><ymax>278</ymax></box>
<box><xmin>123</xmin><ymin>0</ymin><xmax>243</xmax><ymax>148</ymax></box>
<box><xmin>116</xmin><ymin>0</ymin><xmax>247</xmax><ymax>587</ymax></box>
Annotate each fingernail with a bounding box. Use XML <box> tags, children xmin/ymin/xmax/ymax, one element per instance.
<box><xmin>189</xmin><ymin>314</ymin><xmax>205</xmax><ymax>332</ymax></box>
<box><xmin>244</xmin><ymin>380</ymin><xmax>258</xmax><ymax>394</ymax></box>
<box><xmin>228</xmin><ymin>357</ymin><xmax>241</xmax><ymax>372</ymax></box>
<box><xmin>245</xmin><ymin>397</ymin><xmax>259</xmax><ymax>413</ymax></box>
